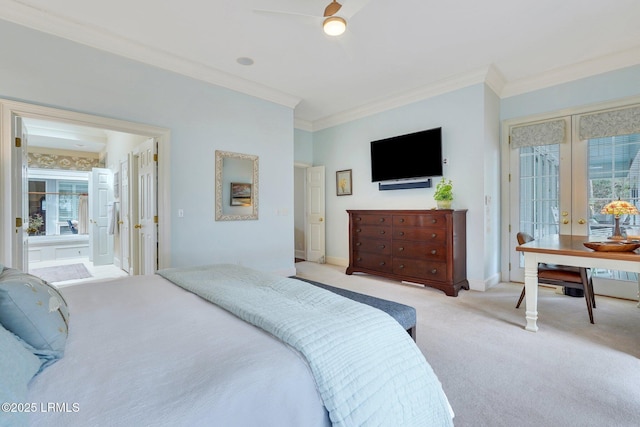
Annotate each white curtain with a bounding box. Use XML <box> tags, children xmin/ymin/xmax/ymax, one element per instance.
<box><xmin>77</xmin><ymin>195</ymin><xmax>89</xmax><ymax>234</ymax></box>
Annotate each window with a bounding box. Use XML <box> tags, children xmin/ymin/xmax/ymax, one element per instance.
<box><xmin>27</xmin><ymin>170</ymin><xmax>88</xmax><ymax>236</ymax></box>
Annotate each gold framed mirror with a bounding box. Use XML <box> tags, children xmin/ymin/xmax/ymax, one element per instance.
<box><xmin>215</xmin><ymin>150</ymin><xmax>259</xmax><ymax>221</ymax></box>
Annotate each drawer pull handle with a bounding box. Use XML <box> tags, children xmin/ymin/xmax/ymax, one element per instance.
<box><xmin>357</xmin><ymin>257</ymin><xmax>362</xmax><ymax>261</ymax></box>
<box><xmin>431</xmin><ymin>269</ymin><xmax>438</xmax><ymax>274</ymax></box>
<box><xmin>399</xmin><ymin>231</ymin><xmax>405</xmax><ymax>236</ymax></box>
<box><xmin>356</xmin><ymin>228</ymin><xmax>361</xmax><ymax>233</ymax></box>
<box><xmin>431</xmin><ymin>249</ymin><xmax>437</xmax><ymax>255</ymax></box>
<box><xmin>431</xmin><ymin>233</ymin><xmax>437</xmax><ymax>238</ymax></box>
<box><xmin>379</xmin><ymin>262</ymin><xmax>386</xmax><ymax>266</ymax></box>
<box><xmin>379</xmin><ymin>245</ymin><xmax>386</xmax><ymax>249</ymax></box>
<box><xmin>380</xmin><ymin>230</ymin><xmax>385</xmax><ymax>234</ymax></box>
<box><xmin>431</xmin><ymin>219</ymin><xmax>437</xmax><ymax>224</ymax></box>
<box><xmin>379</xmin><ymin>218</ymin><xmax>385</xmax><ymax>222</ymax></box>
<box><xmin>356</xmin><ymin>242</ymin><xmax>361</xmax><ymax>246</ymax></box>
<box><xmin>356</xmin><ymin>217</ymin><xmax>362</xmax><ymax>221</ymax></box>
<box><xmin>399</xmin><ymin>218</ymin><xmax>405</xmax><ymax>223</ymax></box>
<box><xmin>398</xmin><ymin>247</ymin><xmax>404</xmax><ymax>252</ymax></box>
<box><xmin>399</xmin><ymin>264</ymin><xmax>404</xmax><ymax>269</ymax></box>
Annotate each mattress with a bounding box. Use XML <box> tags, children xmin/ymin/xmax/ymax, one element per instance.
<box><xmin>27</xmin><ymin>274</ymin><xmax>330</xmax><ymax>427</ymax></box>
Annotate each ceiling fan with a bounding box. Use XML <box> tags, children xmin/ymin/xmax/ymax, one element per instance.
<box><xmin>254</xmin><ymin>0</ymin><xmax>371</xmax><ymax>37</ymax></box>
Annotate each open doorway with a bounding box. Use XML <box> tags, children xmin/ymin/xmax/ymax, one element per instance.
<box><xmin>23</xmin><ymin>118</ymin><xmax>146</xmax><ymax>286</ymax></box>
<box><xmin>293</xmin><ymin>164</ymin><xmax>325</xmax><ymax>264</ymax></box>
<box><xmin>1</xmin><ymin>99</ymin><xmax>171</xmax><ymax>286</ymax></box>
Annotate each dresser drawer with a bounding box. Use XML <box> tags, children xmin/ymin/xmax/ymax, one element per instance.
<box><xmin>392</xmin><ymin>241</ymin><xmax>446</xmax><ymax>261</ymax></box>
<box><xmin>393</xmin><ymin>259</ymin><xmax>447</xmax><ymax>282</ymax></box>
<box><xmin>353</xmin><ymin>252</ymin><xmax>393</xmax><ymax>273</ymax></box>
<box><xmin>351</xmin><ymin>214</ymin><xmax>392</xmax><ymax>226</ymax></box>
<box><xmin>393</xmin><ymin>214</ymin><xmax>445</xmax><ymax>227</ymax></box>
<box><xmin>352</xmin><ymin>224</ymin><xmax>392</xmax><ymax>240</ymax></box>
<box><xmin>393</xmin><ymin>227</ymin><xmax>446</xmax><ymax>244</ymax></box>
<box><xmin>353</xmin><ymin>237</ymin><xmax>392</xmax><ymax>255</ymax></box>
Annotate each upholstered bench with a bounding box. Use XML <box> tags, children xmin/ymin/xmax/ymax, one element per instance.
<box><xmin>294</xmin><ymin>277</ymin><xmax>417</xmax><ymax>340</ymax></box>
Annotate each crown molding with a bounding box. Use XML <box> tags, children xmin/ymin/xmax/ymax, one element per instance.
<box><xmin>0</xmin><ymin>1</ymin><xmax>301</xmax><ymax>109</ymax></box>
<box><xmin>501</xmin><ymin>46</ymin><xmax>640</xmax><ymax>98</ymax></box>
<box><xmin>293</xmin><ymin>118</ymin><xmax>313</xmax><ymax>132</ymax></box>
<box><xmin>310</xmin><ymin>66</ymin><xmax>495</xmax><ymax>131</ymax></box>
<box><xmin>303</xmin><ymin>49</ymin><xmax>640</xmax><ymax>131</ymax></box>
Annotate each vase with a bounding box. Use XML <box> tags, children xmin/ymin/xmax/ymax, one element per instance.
<box><xmin>436</xmin><ymin>200</ymin><xmax>452</xmax><ymax>209</ymax></box>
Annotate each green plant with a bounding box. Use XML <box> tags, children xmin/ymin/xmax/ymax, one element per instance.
<box><xmin>434</xmin><ymin>177</ymin><xmax>453</xmax><ymax>201</ymax></box>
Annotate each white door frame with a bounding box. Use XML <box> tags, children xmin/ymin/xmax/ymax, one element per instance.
<box><xmin>0</xmin><ymin>99</ymin><xmax>171</xmax><ymax>270</ymax></box>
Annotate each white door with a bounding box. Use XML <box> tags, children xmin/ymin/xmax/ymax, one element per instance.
<box><xmin>12</xmin><ymin>115</ymin><xmax>29</xmax><ymax>271</ymax></box>
<box><xmin>120</xmin><ymin>156</ymin><xmax>131</xmax><ymax>274</ymax></box>
<box><xmin>90</xmin><ymin>168</ymin><xmax>114</xmax><ymax>265</ymax></box>
<box><xmin>306</xmin><ymin>166</ymin><xmax>325</xmax><ymax>263</ymax></box>
<box><xmin>135</xmin><ymin>138</ymin><xmax>157</xmax><ymax>275</ymax></box>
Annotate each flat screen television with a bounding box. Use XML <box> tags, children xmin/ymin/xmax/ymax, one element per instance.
<box><xmin>370</xmin><ymin>127</ymin><xmax>442</xmax><ymax>182</ymax></box>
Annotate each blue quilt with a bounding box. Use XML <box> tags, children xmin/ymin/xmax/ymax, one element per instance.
<box><xmin>157</xmin><ymin>264</ymin><xmax>453</xmax><ymax>427</ymax></box>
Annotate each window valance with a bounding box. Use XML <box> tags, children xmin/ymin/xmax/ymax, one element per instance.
<box><xmin>510</xmin><ymin>119</ymin><xmax>566</xmax><ymax>149</ymax></box>
<box><xmin>578</xmin><ymin>105</ymin><xmax>640</xmax><ymax>140</ymax></box>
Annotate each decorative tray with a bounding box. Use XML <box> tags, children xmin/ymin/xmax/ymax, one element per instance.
<box><xmin>583</xmin><ymin>241</ymin><xmax>640</xmax><ymax>252</ymax></box>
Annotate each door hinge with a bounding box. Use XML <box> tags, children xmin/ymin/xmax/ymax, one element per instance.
<box><xmin>509</xmin><ymin>262</ymin><xmax>511</xmax><ymax>271</ymax></box>
<box><xmin>154</xmin><ymin>215</ymin><xmax>158</xmax><ymax>224</ymax></box>
<box><xmin>16</xmin><ymin>218</ymin><xmax>22</xmax><ymax>227</ymax></box>
<box><xmin>15</xmin><ymin>137</ymin><xmax>21</xmax><ymax>148</ymax></box>
<box><xmin>153</xmin><ymin>154</ymin><xmax>158</xmax><ymax>162</ymax></box>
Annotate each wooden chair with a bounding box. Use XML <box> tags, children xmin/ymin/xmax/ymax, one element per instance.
<box><xmin>516</xmin><ymin>232</ymin><xmax>596</xmax><ymax>324</ymax></box>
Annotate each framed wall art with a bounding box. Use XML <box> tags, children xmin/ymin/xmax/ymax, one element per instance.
<box><xmin>230</xmin><ymin>182</ymin><xmax>252</xmax><ymax>206</ymax></box>
<box><xmin>336</xmin><ymin>169</ymin><xmax>352</xmax><ymax>196</ymax></box>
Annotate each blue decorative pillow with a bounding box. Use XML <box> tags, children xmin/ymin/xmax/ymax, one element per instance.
<box><xmin>0</xmin><ymin>323</ymin><xmax>43</xmax><ymax>427</ymax></box>
<box><xmin>0</xmin><ymin>268</ymin><xmax>69</xmax><ymax>369</ymax></box>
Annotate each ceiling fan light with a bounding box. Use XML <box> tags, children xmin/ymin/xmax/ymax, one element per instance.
<box><xmin>323</xmin><ymin>16</ymin><xmax>346</xmax><ymax>36</ymax></box>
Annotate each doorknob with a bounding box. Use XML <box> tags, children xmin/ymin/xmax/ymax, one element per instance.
<box><xmin>563</xmin><ymin>219</ymin><xmax>569</xmax><ymax>224</ymax></box>
<box><xmin>578</xmin><ymin>218</ymin><xmax>586</xmax><ymax>224</ymax></box>
<box><xmin>319</xmin><ymin>218</ymin><xmax>323</xmax><ymax>222</ymax></box>
<box><xmin>562</xmin><ymin>211</ymin><xmax>569</xmax><ymax>217</ymax></box>
<box><xmin>134</xmin><ymin>224</ymin><xmax>142</xmax><ymax>229</ymax></box>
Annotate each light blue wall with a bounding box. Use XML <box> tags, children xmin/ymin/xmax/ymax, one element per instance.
<box><xmin>311</xmin><ymin>84</ymin><xmax>499</xmax><ymax>290</ymax></box>
<box><xmin>294</xmin><ymin>128</ymin><xmax>313</xmax><ymax>165</ymax></box>
<box><xmin>0</xmin><ymin>20</ymin><xmax>296</xmax><ymax>274</ymax></box>
<box><xmin>501</xmin><ymin>65</ymin><xmax>640</xmax><ymax>121</ymax></box>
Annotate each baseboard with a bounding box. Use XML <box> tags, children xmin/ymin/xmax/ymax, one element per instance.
<box><xmin>325</xmin><ymin>256</ymin><xmax>348</xmax><ymax>267</ymax></box>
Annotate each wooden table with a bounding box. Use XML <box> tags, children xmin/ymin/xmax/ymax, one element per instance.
<box><xmin>516</xmin><ymin>234</ymin><xmax>640</xmax><ymax>332</ymax></box>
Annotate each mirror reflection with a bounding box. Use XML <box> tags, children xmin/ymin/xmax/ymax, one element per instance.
<box><xmin>215</xmin><ymin>150</ymin><xmax>258</xmax><ymax>220</ymax></box>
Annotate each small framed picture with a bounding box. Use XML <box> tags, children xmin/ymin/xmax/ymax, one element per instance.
<box><xmin>230</xmin><ymin>183</ymin><xmax>252</xmax><ymax>206</ymax></box>
<box><xmin>336</xmin><ymin>169</ymin><xmax>352</xmax><ymax>196</ymax></box>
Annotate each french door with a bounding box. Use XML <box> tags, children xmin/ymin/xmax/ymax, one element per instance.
<box><xmin>509</xmin><ymin>104</ymin><xmax>640</xmax><ymax>298</ymax></box>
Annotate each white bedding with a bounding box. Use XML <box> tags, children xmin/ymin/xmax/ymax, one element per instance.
<box><xmin>27</xmin><ymin>275</ymin><xmax>330</xmax><ymax>427</ymax></box>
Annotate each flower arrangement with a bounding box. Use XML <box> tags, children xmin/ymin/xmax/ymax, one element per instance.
<box><xmin>26</xmin><ymin>213</ymin><xmax>44</xmax><ymax>234</ymax></box>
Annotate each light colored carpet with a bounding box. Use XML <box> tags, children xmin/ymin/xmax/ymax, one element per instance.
<box><xmin>30</xmin><ymin>263</ymin><xmax>92</xmax><ymax>283</ymax></box>
<box><xmin>294</xmin><ymin>261</ymin><xmax>640</xmax><ymax>427</ymax></box>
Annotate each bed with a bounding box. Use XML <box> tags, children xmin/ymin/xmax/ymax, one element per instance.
<box><xmin>0</xmin><ymin>264</ymin><xmax>453</xmax><ymax>427</ymax></box>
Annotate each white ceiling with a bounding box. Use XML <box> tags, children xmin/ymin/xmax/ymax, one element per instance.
<box><xmin>2</xmin><ymin>0</ymin><xmax>640</xmax><ymax>131</ymax></box>
<box><xmin>23</xmin><ymin>118</ymin><xmax>108</xmax><ymax>153</ymax></box>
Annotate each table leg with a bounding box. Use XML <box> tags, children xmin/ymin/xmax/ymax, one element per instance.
<box><xmin>523</xmin><ymin>255</ymin><xmax>539</xmax><ymax>332</ymax></box>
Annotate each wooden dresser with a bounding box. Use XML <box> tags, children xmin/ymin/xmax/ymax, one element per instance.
<box><xmin>346</xmin><ymin>209</ymin><xmax>468</xmax><ymax>296</ymax></box>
